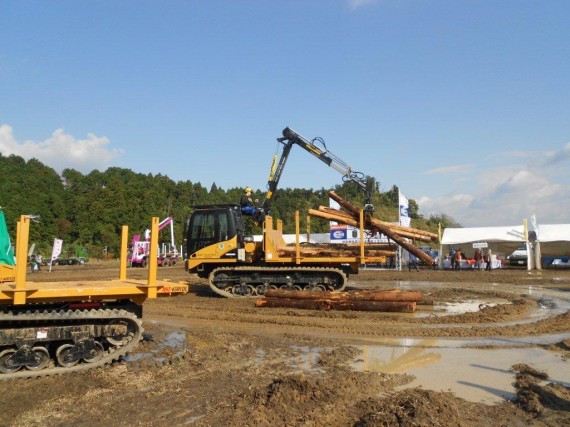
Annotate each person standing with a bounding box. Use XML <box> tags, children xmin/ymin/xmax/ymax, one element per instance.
<box><xmin>453</xmin><ymin>248</ymin><xmax>463</xmax><ymax>270</ymax></box>
<box><xmin>474</xmin><ymin>248</ymin><xmax>484</xmax><ymax>270</ymax></box>
<box><xmin>408</xmin><ymin>253</ymin><xmax>420</xmax><ymax>272</ymax></box>
<box><xmin>485</xmin><ymin>248</ymin><xmax>493</xmax><ymax>271</ymax></box>
<box><xmin>429</xmin><ymin>248</ymin><xmax>438</xmax><ymax>270</ymax></box>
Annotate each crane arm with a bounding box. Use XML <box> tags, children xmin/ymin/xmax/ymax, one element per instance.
<box><xmin>145</xmin><ymin>217</ymin><xmax>176</xmax><ymax>248</ymax></box>
<box><xmin>262</xmin><ymin>127</ymin><xmax>373</xmax><ymax>215</ymax></box>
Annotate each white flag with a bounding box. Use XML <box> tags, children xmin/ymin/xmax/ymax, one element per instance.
<box><xmin>399</xmin><ymin>191</ymin><xmax>411</xmax><ymax>227</ymax></box>
<box><xmin>329</xmin><ymin>197</ymin><xmax>341</xmax><ymax>226</ymax></box>
<box><xmin>51</xmin><ymin>239</ymin><xmax>63</xmax><ymax>261</ymax></box>
<box><xmin>530</xmin><ymin>214</ymin><xmax>539</xmax><ymax>240</ymax></box>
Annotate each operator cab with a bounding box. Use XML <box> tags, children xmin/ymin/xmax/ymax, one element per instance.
<box><xmin>184</xmin><ymin>204</ymin><xmax>247</xmax><ymax>257</ymax></box>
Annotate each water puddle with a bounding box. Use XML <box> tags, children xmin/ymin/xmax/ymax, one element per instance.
<box><xmin>276</xmin><ymin>281</ymin><xmax>570</xmax><ymax>404</ymax></box>
<box><xmin>125</xmin><ymin>330</ymin><xmax>187</xmax><ymax>363</ymax></box>
<box><xmin>380</xmin><ymin>345</ymin><xmax>570</xmax><ymax>405</ymax></box>
<box><xmin>284</xmin><ymin>336</ymin><xmax>570</xmax><ymax>405</ymax></box>
<box><xmin>417</xmin><ymin>297</ymin><xmax>511</xmax><ymax>318</ymax></box>
<box><xmin>352</xmin><ymin>280</ymin><xmax>570</xmax><ymax>323</ymax></box>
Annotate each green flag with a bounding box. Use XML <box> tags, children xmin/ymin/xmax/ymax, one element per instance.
<box><xmin>0</xmin><ymin>211</ymin><xmax>15</xmax><ymax>267</ymax></box>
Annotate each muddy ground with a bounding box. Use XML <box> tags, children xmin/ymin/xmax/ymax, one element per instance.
<box><xmin>1</xmin><ymin>263</ymin><xmax>569</xmax><ymax>426</ymax></box>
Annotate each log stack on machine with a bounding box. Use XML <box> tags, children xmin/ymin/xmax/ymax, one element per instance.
<box><xmin>255</xmin><ymin>192</ymin><xmax>438</xmax><ymax>312</ymax></box>
<box><xmin>263</xmin><ymin>190</ymin><xmax>438</xmax><ymax>268</ymax></box>
<box><xmin>310</xmin><ymin>191</ymin><xmax>438</xmax><ymax>266</ymax></box>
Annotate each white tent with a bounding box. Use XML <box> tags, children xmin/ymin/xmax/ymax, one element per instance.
<box><xmin>441</xmin><ymin>223</ymin><xmax>570</xmax><ymax>269</ymax></box>
<box><xmin>440</xmin><ymin>225</ymin><xmax>526</xmax><ymax>268</ymax></box>
<box><xmin>536</xmin><ymin>224</ymin><xmax>570</xmax><ymax>257</ymax></box>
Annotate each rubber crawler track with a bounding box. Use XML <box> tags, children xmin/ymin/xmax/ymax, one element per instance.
<box><xmin>0</xmin><ymin>308</ymin><xmax>143</xmax><ymax>380</ymax></box>
<box><xmin>208</xmin><ymin>266</ymin><xmax>348</xmax><ymax>298</ymax></box>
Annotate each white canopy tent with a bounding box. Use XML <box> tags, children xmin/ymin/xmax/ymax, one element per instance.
<box><xmin>441</xmin><ymin>223</ymin><xmax>570</xmax><ymax>269</ymax></box>
<box><xmin>535</xmin><ymin>224</ymin><xmax>570</xmax><ymax>268</ymax></box>
<box><xmin>536</xmin><ymin>224</ymin><xmax>570</xmax><ymax>257</ymax></box>
<box><xmin>440</xmin><ymin>225</ymin><xmax>526</xmax><ymax>268</ymax></box>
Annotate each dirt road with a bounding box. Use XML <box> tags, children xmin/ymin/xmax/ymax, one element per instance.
<box><xmin>1</xmin><ymin>263</ymin><xmax>569</xmax><ymax>426</ymax></box>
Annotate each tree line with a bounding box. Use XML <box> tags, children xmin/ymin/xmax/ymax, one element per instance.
<box><xmin>0</xmin><ymin>153</ymin><xmax>459</xmax><ymax>259</ymax></box>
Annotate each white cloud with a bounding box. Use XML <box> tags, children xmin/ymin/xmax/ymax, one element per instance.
<box><xmin>501</xmin><ymin>150</ymin><xmax>535</xmax><ymax>159</ymax></box>
<box><xmin>0</xmin><ymin>124</ymin><xmax>123</xmax><ymax>174</ymax></box>
<box><xmin>348</xmin><ymin>0</ymin><xmax>378</xmax><ymax>11</ymax></box>
<box><xmin>418</xmin><ymin>143</ymin><xmax>570</xmax><ymax>227</ymax></box>
<box><xmin>542</xmin><ymin>141</ymin><xmax>570</xmax><ymax>166</ymax></box>
<box><xmin>423</xmin><ymin>164</ymin><xmax>472</xmax><ymax>175</ymax></box>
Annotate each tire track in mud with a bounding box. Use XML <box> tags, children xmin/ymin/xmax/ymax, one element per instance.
<box><xmin>144</xmin><ymin>281</ymin><xmax>570</xmax><ymax>340</ymax></box>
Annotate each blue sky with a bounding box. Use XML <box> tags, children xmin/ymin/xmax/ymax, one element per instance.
<box><xmin>1</xmin><ymin>0</ymin><xmax>569</xmax><ymax>227</ymax></box>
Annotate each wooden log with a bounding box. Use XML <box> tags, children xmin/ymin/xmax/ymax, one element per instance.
<box><xmin>311</xmin><ymin>209</ymin><xmax>433</xmax><ymax>243</ymax></box>
<box><xmin>326</xmin><ymin>192</ymin><xmax>438</xmax><ymax>240</ymax></box>
<box><xmin>319</xmin><ymin>206</ymin><xmax>437</xmax><ymax>241</ymax></box>
<box><xmin>276</xmin><ymin>245</ymin><xmax>395</xmax><ymax>258</ymax></box>
<box><xmin>329</xmin><ymin>191</ymin><xmax>364</xmax><ymax>215</ymax></box>
<box><xmin>309</xmin><ymin>208</ymin><xmax>434</xmax><ymax>264</ymax></box>
<box><xmin>256</xmin><ymin>297</ymin><xmax>416</xmax><ymax>312</ymax></box>
<box><xmin>326</xmin><ymin>192</ymin><xmax>436</xmax><ymax>266</ymax></box>
<box><xmin>263</xmin><ymin>289</ymin><xmax>422</xmax><ymax>302</ymax></box>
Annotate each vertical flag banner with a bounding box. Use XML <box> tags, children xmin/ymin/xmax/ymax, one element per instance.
<box><xmin>51</xmin><ymin>239</ymin><xmax>63</xmax><ymax>262</ymax></box>
<box><xmin>530</xmin><ymin>214</ymin><xmax>539</xmax><ymax>240</ymax></box>
<box><xmin>0</xmin><ymin>211</ymin><xmax>15</xmax><ymax>266</ymax></box>
<box><xmin>530</xmin><ymin>213</ymin><xmax>540</xmax><ymax>271</ymax></box>
<box><xmin>329</xmin><ymin>198</ymin><xmax>341</xmax><ymax>226</ymax></box>
<box><xmin>399</xmin><ymin>191</ymin><xmax>411</xmax><ymax>227</ymax></box>
<box><xmin>329</xmin><ymin>197</ymin><xmax>348</xmax><ymax>243</ymax></box>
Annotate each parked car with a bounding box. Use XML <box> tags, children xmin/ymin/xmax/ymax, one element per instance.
<box><xmin>52</xmin><ymin>256</ymin><xmax>87</xmax><ymax>266</ymax></box>
<box><xmin>507</xmin><ymin>246</ymin><xmax>527</xmax><ymax>266</ymax></box>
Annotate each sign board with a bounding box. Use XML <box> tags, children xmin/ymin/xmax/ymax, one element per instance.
<box><xmin>330</xmin><ymin>224</ymin><xmax>390</xmax><ymax>244</ymax></box>
<box><xmin>472</xmin><ymin>242</ymin><xmax>488</xmax><ymax>249</ymax></box>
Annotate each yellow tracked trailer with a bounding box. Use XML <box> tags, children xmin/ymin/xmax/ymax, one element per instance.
<box><xmin>0</xmin><ymin>215</ymin><xmax>188</xmax><ymax>379</ymax></box>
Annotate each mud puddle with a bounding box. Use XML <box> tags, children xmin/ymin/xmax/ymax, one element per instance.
<box><xmin>419</xmin><ymin>297</ymin><xmax>511</xmax><ymax>317</ymax></box>
<box><xmin>353</xmin><ymin>279</ymin><xmax>570</xmax><ymax>320</ymax></box>
<box><xmin>355</xmin><ymin>339</ymin><xmax>570</xmax><ymax>405</ymax></box>
<box><xmin>276</xmin><ymin>337</ymin><xmax>570</xmax><ymax>405</ymax></box>
<box><xmin>124</xmin><ymin>329</ymin><xmax>187</xmax><ymax>363</ymax></box>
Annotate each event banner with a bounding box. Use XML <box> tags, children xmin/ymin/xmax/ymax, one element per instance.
<box><xmin>51</xmin><ymin>238</ymin><xmax>63</xmax><ymax>262</ymax></box>
<box><xmin>329</xmin><ymin>197</ymin><xmax>390</xmax><ymax>244</ymax></box>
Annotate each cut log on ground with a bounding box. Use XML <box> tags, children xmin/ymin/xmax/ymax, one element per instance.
<box><xmin>256</xmin><ymin>289</ymin><xmax>421</xmax><ymax>312</ymax></box>
<box><xmin>256</xmin><ymin>297</ymin><xmax>416</xmax><ymax>312</ymax></box>
<box><xmin>263</xmin><ymin>289</ymin><xmax>422</xmax><ymax>302</ymax></box>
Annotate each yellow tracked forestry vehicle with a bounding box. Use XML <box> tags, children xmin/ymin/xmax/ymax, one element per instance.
<box><xmin>185</xmin><ymin>210</ymin><xmax>385</xmax><ymax>298</ymax></box>
<box><xmin>0</xmin><ymin>214</ymin><xmax>188</xmax><ymax>379</ymax></box>
<box><xmin>184</xmin><ymin>127</ymin><xmax>384</xmax><ymax>297</ymax></box>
